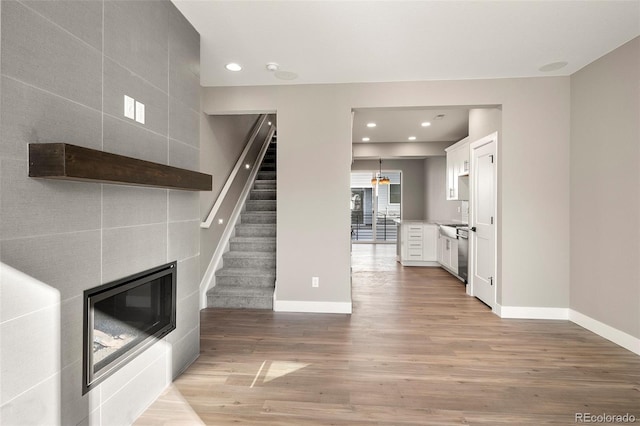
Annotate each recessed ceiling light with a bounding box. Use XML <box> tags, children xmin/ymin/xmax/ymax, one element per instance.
<box><xmin>421</xmin><ymin>122</ymin><xmax>431</xmax><ymax>127</ymax></box>
<box><xmin>539</xmin><ymin>61</ymin><xmax>568</xmax><ymax>72</ymax></box>
<box><xmin>362</xmin><ymin>137</ymin><xmax>370</xmax><ymax>142</ymax></box>
<box><xmin>266</xmin><ymin>62</ymin><xmax>279</xmax><ymax>72</ymax></box>
<box><xmin>225</xmin><ymin>63</ymin><xmax>242</xmax><ymax>72</ymax></box>
<box><xmin>366</xmin><ymin>122</ymin><xmax>377</xmax><ymax>128</ymax></box>
<box><xmin>408</xmin><ymin>136</ymin><xmax>417</xmax><ymax>141</ymax></box>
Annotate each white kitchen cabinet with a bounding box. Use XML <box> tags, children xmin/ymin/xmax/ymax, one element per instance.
<box><xmin>398</xmin><ymin>222</ymin><xmax>438</xmax><ymax>266</ymax></box>
<box><xmin>437</xmin><ymin>233</ymin><xmax>458</xmax><ymax>274</ymax></box>
<box><xmin>445</xmin><ymin>136</ymin><xmax>470</xmax><ymax>201</ymax></box>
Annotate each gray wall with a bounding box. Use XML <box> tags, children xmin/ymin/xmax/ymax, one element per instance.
<box><xmin>0</xmin><ymin>1</ymin><xmax>201</xmax><ymax>425</ymax></box>
<box><xmin>424</xmin><ymin>156</ymin><xmax>460</xmax><ymax>222</ymax></box>
<box><xmin>202</xmin><ymin>76</ymin><xmax>571</xmax><ymax>311</ymax></box>
<box><xmin>351</xmin><ymin>159</ymin><xmax>425</xmax><ymax>220</ymax></box>
<box><xmin>570</xmin><ymin>37</ymin><xmax>640</xmax><ymax>339</ymax></box>
<box><xmin>469</xmin><ymin>107</ymin><xmax>502</xmax><ymax>142</ymax></box>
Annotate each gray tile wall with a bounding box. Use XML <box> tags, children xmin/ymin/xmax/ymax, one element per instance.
<box><xmin>0</xmin><ymin>1</ymin><xmax>201</xmax><ymax>425</ymax></box>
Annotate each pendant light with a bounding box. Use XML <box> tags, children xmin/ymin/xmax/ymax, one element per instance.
<box><xmin>371</xmin><ymin>158</ymin><xmax>390</xmax><ymax>186</ymax></box>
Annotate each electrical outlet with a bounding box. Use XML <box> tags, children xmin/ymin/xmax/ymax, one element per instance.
<box><xmin>312</xmin><ymin>277</ymin><xmax>319</xmax><ymax>288</ymax></box>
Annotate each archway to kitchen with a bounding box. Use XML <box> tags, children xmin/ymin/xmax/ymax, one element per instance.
<box><xmin>350</xmin><ymin>106</ymin><xmax>500</xmax><ymax>300</ymax></box>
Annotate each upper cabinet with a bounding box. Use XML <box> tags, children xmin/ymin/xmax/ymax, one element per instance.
<box><xmin>445</xmin><ymin>136</ymin><xmax>470</xmax><ymax>200</ymax></box>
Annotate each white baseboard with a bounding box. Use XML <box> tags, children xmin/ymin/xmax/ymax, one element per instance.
<box><xmin>273</xmin><ymin>299</ymin><xmax>352</xmax><ymax>314</ymax></box>
<box><xmin>496</xmin><ymin>304</ymin><xmax>569</xmax><ymax>320</ymax></box>
<box><xmin>494</xmin><ymin>305</ymin><xmax>640</xmax><ymax>355</ymax></box>
<box><xmin>569</xmin><ymin>309</ymin><xmax>640</xmax><ymax>356</ymax></box>
<box><xmin>400</xmin><ymin>260</ymin><xmax>440</xmax><ymax>267</ymax></box>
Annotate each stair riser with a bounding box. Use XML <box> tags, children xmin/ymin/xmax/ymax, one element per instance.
<box><xmin>207</xmin><ymin>294</ymin><xmax>273</xmax><ymax>309</ymax></box>
<box><xmin>223</xmin><ymin>257</ymin><xmax>276</xmax><ymax>269</ymax></box>
<box><xmin>250</xmin><ymin>190</ymin><xmax>276</xmax><ymax>200</ymax></box>
<box><xmin>230</xmin><ymin>241</ymin><xmax>276</xmax><ymax>252</ymax></box>
<box><xmin>258</xmin><ymin>171</ymin><xmax>276</xmax><ymax>180</ymax></box>
<box><xmin>241</xmin><ymin>214</ymin><xmax>276</xmax><ymax>224</ymax></box>
<box><xmin>235</xmin><ymin>226</ymin><xmax>276</xmax><ymax>237</ymax></box>
<box><xmin>246</xmin><ymin>200</ymin><xmax>276</xmax><ymax>211</ymax></box>
<box><xmin>216</xmin><ymin>275</ymin><xmax>275</xmax><ymax>288</ymax></box>
<box><xmin>260</xmin><ymin>165</ymin><xmax>276</xmax><ymax>172</ymax></box>
<box><xmin>254</xmin><ymin>182</ymin><xmax>276</xmax><ymax>190</ymax></box>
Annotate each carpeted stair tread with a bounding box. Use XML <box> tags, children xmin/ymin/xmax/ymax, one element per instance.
<box><xmin>223</xmin><ymin>250</ymin><xmax>275</xmax><ymax>259</ymax></box>
<box><xmin>215</xmin><ymin>267</ymin><xmax>276</xmax><ymax>278</ymax></box>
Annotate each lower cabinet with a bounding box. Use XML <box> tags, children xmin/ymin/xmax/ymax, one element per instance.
<box><xmin>437</xmin><ymin>233</ymin><xmax>458</xmax><ymax>274</ymax></box>
<box><xmin>398</xmin><ymin>222</ymin><xmax>438</xmax><ymax>266</ymax></box>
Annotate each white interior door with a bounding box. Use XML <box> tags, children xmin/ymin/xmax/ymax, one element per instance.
<box><xmin>470</xmin><ymin>134</ymin><xmax>497</xmax><ymax>308</ymax></box>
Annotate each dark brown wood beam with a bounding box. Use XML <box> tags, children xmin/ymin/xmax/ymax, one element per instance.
<box><xmin>29</xmin><ymin>143</ymin><xmax>212</xmax><ymax>191</ymax></box>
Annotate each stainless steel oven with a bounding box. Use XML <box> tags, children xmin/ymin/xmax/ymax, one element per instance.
<box><xmin>456</xmin><ymin>227</ymin><xmax>468</xmax><ymax>283</ymax></box>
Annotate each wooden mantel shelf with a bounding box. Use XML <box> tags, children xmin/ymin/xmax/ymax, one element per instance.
<box><xmin>29</xmin><ymin>143</ymin><xmax>212</xmax><ymax>191</ymax></box>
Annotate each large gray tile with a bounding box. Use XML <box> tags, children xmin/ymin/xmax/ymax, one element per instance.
<box><xmin>169</xmin><ymin>138</ymin><xmax>199</xmax><ymax>171</ymax></box>
<box><xmin>104</xmin><ymin>57</ymin><xmax>168</xmax><ymax>136</ymax></box>
<box><xmin>168</xmin><ymin>220</ymin><xmax>199</xmax><ymax>262</ymax></box>
<box><xmin>104</xmin><ymin>0</ymin><xmax>169</xmax><ymax>91</ymax></box>
<box><xmin>22</xmin><ymin>0</ymin><xmax>103</xmax><ymax>50</ymax></box>
<box><xmin>169</xmin><ymin>4</ymin><xmax>199</xmax><ymax>80</ymax></box>
<box><xmin>0</xmin><ymin>76</ymin><xmax>102</xmax><ymax>160</ymax></box>
<box><xmin>0</xmin><ymin>159</ymin><xmax>101</xmax><ymax>240</ymax></box>
<box><xmin>168</xmin><ymin>5</ymin><xmax>200</xmax><ymax>111</ymax></box>
<box><xmin>101</xmin><ymin>353</ymin><xmax>168</xmax><ymax>426</ymax></box>
<box><xmin>170</xmin><ymin>326</ymin><xmax>199</xmax><ymax>379</ymax></box>
<box><xmin>103</xmin><ymin>115</ymin><xmax>168</xmax><ymax>165</ymax></box>
<box><xmin>60</xmin><ymin>295</ymin><xmax>82</xmax><ymax>368</ymax></box>
<box><xmin>76</xmin><ymin>407</ymin><xmax>101</xmax><ymax>426</ymax></box>
<box><xmin>170</xmin><ymin>66</ymin><xmax>200</xmax><ymax>114</ymax></box>
<box><xmin>1</xmin><ymin>1</ymin><xmax>102</xmax><ymax>110</ymax></box>
<box><xmin>100</xmin><ymin>338</ymin><xmax>168</xmax><ymax>402</ymax></box>
<box><xmin>102</xmin><ymin>223</ymin><xmax>167</xmax><ymax>283</ymax></box>
<box><xmin>0</xmin><ymin>304</ymin><xmax>59</xmax><ymax>403</ymax></box>
<box><xmin>103</xmin><ymin>185</ymin><xmax>167</xmax><ymax>229</ymax></box>
<box><xmin>0</xmin><ymin>261</ymin><xmax>60</xmax><ymax>324</ymax></box>
<box><xmin>169</xmin><ymin>96</ymin><xmax>199</xmax><ymax>147</ymax></box>
<box><xmin>60</xmin><ymin>360</ymin><xmax>100</xmax><ymax>426</ymax></box>
<box><xmin>0</xmin><ymin>372</ymin><xmax>60</xmax><ymax>426</ymax></box>
<box><xmin>169</xmin><ymin>190</ymin><xmax>200</xmax><ymax>222</ymax></box>
<box><xmin>1</xmin><ymin>230</ymin><xmax>100</xmax><ymax>305</ymax></box>
<box><xmin>176</xmin><ymin>255</ymin><xmax>200</xmax><ymax>302</ymax></box>
<box><xmin>165</xmin><ymin>289</ymin><xmax>199</xmax><ymax>346</ymax></box>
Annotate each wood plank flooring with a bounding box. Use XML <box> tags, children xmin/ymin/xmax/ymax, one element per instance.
<box><xmin>136</xmin><ymin>244</ymin><xmax>640</xmax><ymax>425</ymax></box>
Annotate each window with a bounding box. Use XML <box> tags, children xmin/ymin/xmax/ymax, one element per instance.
<box><xmin>389</xmin><ymin>184</ymin><xmax>401</xmax><ymax>204</ymax></box>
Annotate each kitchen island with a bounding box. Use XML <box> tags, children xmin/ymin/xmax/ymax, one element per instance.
<box><xmin>395</xmin><ymin>220</ymin><xmax>439</xmax><ymax>266</ymax></box>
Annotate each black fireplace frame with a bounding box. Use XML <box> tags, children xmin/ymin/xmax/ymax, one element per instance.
<box><xmin>82</xmin><ymin>261</ymin><xmax>177</xmax><ymax>394</ymax></box>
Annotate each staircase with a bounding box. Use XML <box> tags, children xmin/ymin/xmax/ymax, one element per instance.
<box><xmin>207</xmin><ymin>140</ymin><xmax>277</xmax><ymax>309</ymax></box>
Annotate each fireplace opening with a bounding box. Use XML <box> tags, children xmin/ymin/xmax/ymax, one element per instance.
<box><xmin>83</xmin><ymin>261</ymin><xmax>176</xmax><ymax>394</ymax></box>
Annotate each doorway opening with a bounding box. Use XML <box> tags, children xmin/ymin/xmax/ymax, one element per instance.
<box><xmin>350</xmin><ymin>170</ymin><xmax>401</xmax><ymax>243</ymax></box>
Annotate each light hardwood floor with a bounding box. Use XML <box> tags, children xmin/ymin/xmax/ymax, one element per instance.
<box><xmin>136</xmin><ymin>244</ymin><xmax>640</xmax><ymax>425</ymax></box>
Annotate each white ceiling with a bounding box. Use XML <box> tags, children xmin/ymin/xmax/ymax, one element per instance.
<box><xmin>352</xmin><ymin>108</ymin><xmax>469</xmax><ymax>144</ymax></box>
<box><xmin>172</xmin><ymin>0</ymin><xmax>639</xmax><ymax>154</ymax></box>
<box><xmin>172</xmin><ymin>0</ymin><xmax>639</xmax><ymax>87</ymax></box>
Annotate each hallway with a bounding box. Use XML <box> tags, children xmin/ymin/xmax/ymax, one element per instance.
<box><xmin>136</xmin><ymin>244</ymin><xmax>640</xmax><ymax>425</ymax></box>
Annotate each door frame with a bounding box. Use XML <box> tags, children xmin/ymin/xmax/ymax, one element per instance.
<box><xmin>468</xmin><ymin>132</ymin><xmax>498</xmax><ymax>311</ymax></box>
